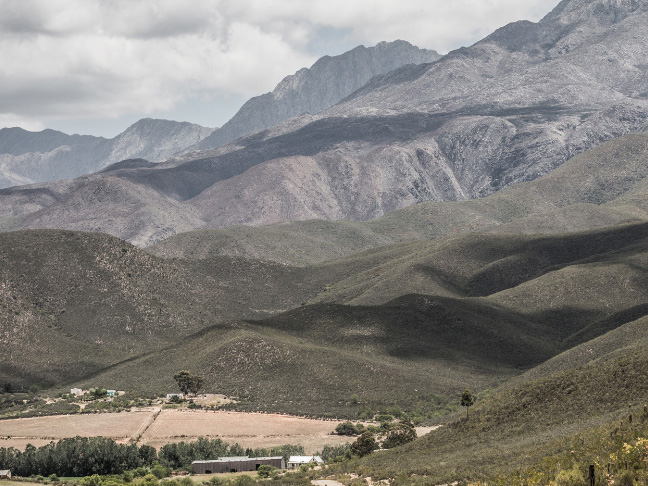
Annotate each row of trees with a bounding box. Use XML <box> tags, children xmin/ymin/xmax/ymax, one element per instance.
<box><xmin>0</xmin><ymin>437</ymin><xmax>157</xmax><ymax>477</ymax></box>
<box><xmin>0</xmin><ymin>437</ymin><xmax>304</xmax><ymax>477</ymax></box>
<box><xmin>157</xmin><ymin>438</ymin><xmax>304</xmax><ymax>469</ymax></box>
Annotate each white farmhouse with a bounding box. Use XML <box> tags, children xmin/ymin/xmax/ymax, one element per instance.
<box><xmin>287</xmin><ymin>456</ymin><xmax>324</xmax><ymax>469</ymax></box>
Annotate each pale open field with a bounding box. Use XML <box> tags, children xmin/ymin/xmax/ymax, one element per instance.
<box><xmin>0</xmin><ymin>410</ymin><xmax>353</xmax><ymax>453</ymax></box>
<box><xmin>0</xmin><ymin>411</ymin><xmax>152</xmax><ymax>440</ymax></box>
<box><xmin>142</xmin><ymin>410</ymin><xmax>353</xmax><ymax>453</ymax></box>
<box><xmin>0</xmin><ymin>410</ymin><xmax>435</xmax><ymax>454</ymax></box>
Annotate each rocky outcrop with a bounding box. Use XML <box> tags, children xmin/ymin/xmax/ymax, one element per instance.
<box><xmin>191</xmin><ymin>40</ymin><xmax>441</xmax><ymax>150</ymax></box>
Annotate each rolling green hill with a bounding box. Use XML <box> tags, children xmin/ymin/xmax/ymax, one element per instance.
<box><xmin>351</xmin><ymin>316</ymin><xmax>648</xmax><ymax>484</ymax></box>
<box><xmin>0</xmin><ymin>230</ymin><xmax>356</xmax><ymax>388</ymax></box>
<box><xmin>5</xmin><ymin>218</ymin><xmax>648</xmax><ymax>418</ymax></box>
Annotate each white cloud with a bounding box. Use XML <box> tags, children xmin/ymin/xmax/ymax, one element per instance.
<box><xmin>0</xmin><ymin>0</ymin><xmax>560</xmax><ymax>136</ymax></box>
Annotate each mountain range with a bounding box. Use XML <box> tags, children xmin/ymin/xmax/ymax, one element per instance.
<box><xmin>1</xmin><ymin>0</ymin><xmax>647</xmax><ymax>246</ymax></box>
<box><xmin>0</xmin><ymin>40</ymin><xmax>438</xmax><ymax>190</ymax></box>
<box><xmin>3</xmin><ymin>1</ymin><xmax>648</xmax><ymax>482</ymax></box>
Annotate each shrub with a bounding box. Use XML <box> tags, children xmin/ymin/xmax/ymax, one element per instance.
<box><xmin>335</xmin><ymin>422</ymin><xmax>360</xmax><ymax>436</ymax></box>
<box><xmin>618</xmin><ymin>471</ymin><xmax>635</xmax><ymax>486</ymax></box>
<box><xmin>205</xmin><ymin>477</ymin><xmax>228</xmax><ymax>486</ymax></box>
<box><xmin>151</xmin><ymin>464</ymin><xmax>171</xmax><ymax>479</ymax></box>
<box><xmin>554</xmin><ymin>467</ymin><xmax>586</xmax><ymax>486</ymax></box>
<box><xmin>232</xmin><ymin>476</ymin><xmax>255</xmax><ymax>486</ymax></box>
<box><xmin>257</xmin><ymin>465</ymin><xmax>277</xmax><ymax>478</ymax></box>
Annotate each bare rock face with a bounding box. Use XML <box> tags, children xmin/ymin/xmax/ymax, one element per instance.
<box><xmin>2</xmin><ymin>0</ymin><xmax>648</xmax><ymax>246</ymax></box>
<box><xmin>192</xmin><ymin>40</ymin><xmax>441</xmax><ymax>150</ymax></box>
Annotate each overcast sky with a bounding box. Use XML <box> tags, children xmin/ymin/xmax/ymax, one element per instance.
<box><xmin>0</xmin><ymin>0</ymin><xmax>559</xmax><ymax>138</ymax></box>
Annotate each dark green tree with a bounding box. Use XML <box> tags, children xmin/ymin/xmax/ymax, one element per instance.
<box><xmin>350</xmin><ymin>431</ymin><xmax>377</xmax><ymax>457</ymax></box>
<box><xmin>189</xmin><ymin>374</ymin><xmax>204</xmax><ymax>395</ymax></box>
<box><xmin>257</xmin><ymin>465</ymin><xmax>277</xmax><ymax>478</ymax></box>
<box><xmin>173</xmin><ymin>371</ymin><xmax>204</xmax><ymax>396</ymax></box>
<box><xmin>461</xmin><ymin>388</ymin><xmax>475</xmax><ymax>418</ymax></box>
<box><xmin>335</xmin><ymin>421</ymin><xmax>361</xmax><ymax>436</ymax></box>
<box><xmin>173</xmin><ymin>371</ymin><xmax>193</xmax><ymax>396</ymax></box>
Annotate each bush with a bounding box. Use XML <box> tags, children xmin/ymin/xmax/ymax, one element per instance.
<box><xmin>142</xmin><ymin>474</ymin><xmax>159</xmax><ymax>486</ymax></box>
<box><xmin>375</xmin><ymin>414</ymin><xmax>394</xmax><ymax>424</ymax></box>
<box><xmin>257</xmin><ymin>465</ymin><xmax>277</xmax><ymax>478</ymax></box>
<box><xmin>618</xmin><ymin>471</ymin><xmax>635</xmax><ymax>486</ymax></box>
<box><xmin>205</xmin><ymin>477</ymin><xmax>228</xmax><ymax>486</ymax></box>
<box><xmin>232</xmin><ymin>476</ymin><xmax>255</xmax><ymax>486</ymax></box>
<box><xmin>335</xmin><ymin>422</ymin><xmax>362</xmax><ymax>436</ymax></box>
<box><xmin>554</xmin><ymin>467</ymin><xmax>586</xmax><ymax>486</ymax></box>
<box><xmin>151</xmin><ymin>464</ymin><xmax>171</xmax><ymax>479</ymax></box>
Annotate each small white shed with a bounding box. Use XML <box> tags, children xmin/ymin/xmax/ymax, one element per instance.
<box><xmin>0</xmin><ymin>470</ymin><xmax>12</xmax><ymax>479</ymax></box>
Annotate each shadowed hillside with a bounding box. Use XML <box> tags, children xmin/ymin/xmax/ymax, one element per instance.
<box><xmin>151</xmin><ymin>132</ymin><xmax>648</xmax><ymax>265</ymax></box>
<box><xmin>352</xmin><ymin>316</ymin><xmax>648</xmax><ymax>484</ymax></box>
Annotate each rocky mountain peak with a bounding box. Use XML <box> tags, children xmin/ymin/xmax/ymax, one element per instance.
<box><xmin>542</xmin><ymin>0</ymin><xmax>647</xmax><ymax>26</ymax></box>
<box><xmin>190</xmin><ymin>40</ymin><xmax>441</xmax><ymax>151</ymax></box>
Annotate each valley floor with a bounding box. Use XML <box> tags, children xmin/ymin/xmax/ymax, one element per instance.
<box><xmin>0</xmin><ymin>410</ymin><xmax>432</xmax><ymax>454</ymax></box>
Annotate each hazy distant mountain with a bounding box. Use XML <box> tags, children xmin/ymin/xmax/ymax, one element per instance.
<box><xmin>0</xmin><ymin>41</ymin><xmax>438</xmax><ymax>189</ymax></box>
<box><xmin>191</xmin><ymin>40</ymin><xmax>441</xmax><ymax>151</ymax></box>
<box><xmin>1</xmin><ymin>0</ymin><xmax>647</xmax><ymax>245</ymax></box>
<box><xmin>0</xmin><ymin>119</ymin><xmax>214</xmax><ymax>188</ymax></box>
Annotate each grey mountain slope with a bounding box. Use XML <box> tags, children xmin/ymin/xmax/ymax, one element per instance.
<box><xmin>150</xmin><ymin>131</ymin><xmax>648</xmax><ymax>264</ymax></box>
<box><xmin>191</xmin><ymin>40</ymin><xmax>441</xmax><ymax>151</ymax></box>
<box><xmin>0</xmin><ymin>119</ymin><xmax>214</xmax><ymax>189</ymax></box>
<box><xmin>1</xmin><ymin>0</ymin><xmax>648</xmax><ymax>245</ymax></box>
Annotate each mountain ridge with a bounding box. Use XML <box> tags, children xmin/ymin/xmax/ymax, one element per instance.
<box><xmin>2</xmin><ymin>0</ymin><xmax>645</xmax><ymax>241</ymax></box>
<box><xmin>190</xmin><ymin>40</ymin><xmax>441</xmax><ymax>151</ymax></box>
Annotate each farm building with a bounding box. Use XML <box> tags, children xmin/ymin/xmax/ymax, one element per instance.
<box><xmin>287</xmin><ymin>456</ymin><xmax>324</xmax><ymax>469</ymax></box>
<box><xmin>0</xmin><ymin>470</ymin><xmax>11</xmax><ymax>479</ymax></box>
<box><xmin>192</xmin><ymin>456</ymin><xmax>285</xmax><ymax>474</ymax></box>
<box><xmin>70</xmin><ymin>388</ymin><xmax>83</xmax><ymax>396</ymax></box>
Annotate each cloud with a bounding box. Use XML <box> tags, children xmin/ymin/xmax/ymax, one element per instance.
<box><xmin>0</xmin><ymin>0</ymin><xmax>560</xmax><ymax>135</ymax></box>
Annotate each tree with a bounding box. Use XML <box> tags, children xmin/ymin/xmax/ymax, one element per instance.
<box><xmin>461</xmin><ymin>388</ymin><xmax>474</xmax><ymax>418</ymax></box>
<box><xmin>173</xmin><ymin>371</ymin><xmax>203</xmax><ymax>396</ymax></box>
<box><xmin>189</xmin><ymin>374</ymin><xmax>203</xmax><ymax>395</ymax></box>
<box><xmin>335</xmin><ymin>421</ymin><xmax>361</xmax><ymax>436</ymax></box>
<box><xmin>257</xmin><ymin>465</ymin><xmax>277</xmax><ymax>479</ymax></box>
<box><xmin>381</xmin><ymin>420</ymin><xmax>417</xmax><ymax>449</ymax></box>
<box><xmin>350</xmin><ymin>431</ymin><xmax>377</xmax><ymax>457</ymax></box>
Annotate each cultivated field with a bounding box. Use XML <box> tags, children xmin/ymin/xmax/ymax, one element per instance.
<box><xmin>0</xmin><ymin>410</ymin><xmax>353</xmax><ymax>453</ymax></box>
<box><xmin>0</xmin><ymin>411</ymin><xmax>152</xmax><ymax>441</ymax></box>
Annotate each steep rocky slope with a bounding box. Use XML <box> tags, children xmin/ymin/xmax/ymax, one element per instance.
<box><xmin>1</xmin><ymin>0</ymin><xmax>647</xmax><ymax>245</ymax></box>
<box><xmin>191</xmin><ymin>40</ymin><xmax>441</xmax><ymax>150</ymax></box>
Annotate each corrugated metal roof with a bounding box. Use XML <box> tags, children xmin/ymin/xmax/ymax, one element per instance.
<box><xmin>192</xmin><ymin>456</ymin><xmax>283</xmax><ymax>464</ymax></box>
<box><xmin>288</xmin><ymin>456</ymin><xmax>323</xmax><ymax>463</ymax></box>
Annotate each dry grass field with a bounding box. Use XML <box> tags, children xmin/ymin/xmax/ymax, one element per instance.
<box><xmin>0</xmin><ymin>411</ymin><xmax>152</xmax><ymax>441</ymax></box>
<box><xmin>141</xmin><ymin>410</ymin><xmax>352</xmax><ymax>453</ymax></box>
<box><xmin>0</xmin><ymin>410</ymin><xmax>436</xmax><ymax>454</ymax></box>
<box><xmin>0</xmin><ymin>410</ymin><xmax>358</xmax><ymax>453</ymax></box>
